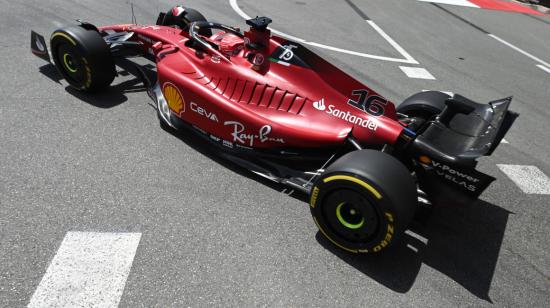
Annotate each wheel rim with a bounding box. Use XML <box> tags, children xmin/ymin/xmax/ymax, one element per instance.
<box><xmin>56</xmin><ymin>43</ymin><xmax>86</xmax><ymax>87</ymax></box>
<box><xmin>63</xmin><ymin>53</ymin><xmax>78</xmax><ymax>73</ymax></box>
<box><xmin>322</xmin><ymin>189</ymin><xmax>380</xmax><ymax>243</ymax></box>
<box><xmin>335</xmin><ymin>202</ymin><xmax>365</xmax><ymax>230</ymax></box>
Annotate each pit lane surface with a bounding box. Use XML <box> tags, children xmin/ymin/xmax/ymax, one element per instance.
<box><xmin>1</xmin><ymin>0</ymin><xmax>550</xmax><ymax>306</ymax></box>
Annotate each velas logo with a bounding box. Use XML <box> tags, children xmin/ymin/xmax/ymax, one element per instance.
<box><xmin>162</xmin><ymin>82</ymin><xmax>185</xmax><ymax>115</ymax></box>
<box><xmin>313</xmin><ymin>98</ymin><xmax>378</xmax><ymax>131</ymax></box>
<box><xmin>313</xmin><ymin>99</ymin><xmax>326</xmax><ymax>111</ymax></box>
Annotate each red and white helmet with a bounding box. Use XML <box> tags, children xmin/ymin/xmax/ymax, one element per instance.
<box><xmin>210</xmin><ymin>32</ymin><xmax>244</xmax><ymax>56</ymax></box>
<box><xmin>171</xmin><ymin>5</ymin><xmax>185</xmax><ymax>17</ymax></box>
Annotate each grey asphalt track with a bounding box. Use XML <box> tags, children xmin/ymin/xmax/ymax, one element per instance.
<box><xmin>1</xmin><ymin>0</ymin><xmax>549</xmax><ymax>307</ymax></box>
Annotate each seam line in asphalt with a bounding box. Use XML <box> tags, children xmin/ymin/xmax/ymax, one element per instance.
<box><xmin>522</xmin><ymin>13</ymin><xmax>550</xmax><ymax>26</ymax></box>
<box><xmin>343</xmin><ymin>0</ymin><xmax>371</xmax><ymax>21</ymax></box>
<box><xmin>432</xmin><ymin>3</ymin><xmax>550</xmax><ymax>69</ymax></box>
<box><xmin>431</xmin><ymin>3</ymin><xmax>490</xmax><ymax>34</ymax></box>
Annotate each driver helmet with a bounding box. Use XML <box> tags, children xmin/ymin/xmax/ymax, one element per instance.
<box><xmin>210</xmin><ymin>32</ymin><xmax>244</xmax><ymax>56</ymax></box>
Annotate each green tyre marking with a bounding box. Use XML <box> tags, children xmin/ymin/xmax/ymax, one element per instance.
<box><xmin>63</xmin><ymin>53</ymin><xmax>78</xmax><ymax>73</ymax></box>
<box><xmin>336</xmin><ymin>202</ymin><xmax>365</xmax><ymax>230</ymax></box>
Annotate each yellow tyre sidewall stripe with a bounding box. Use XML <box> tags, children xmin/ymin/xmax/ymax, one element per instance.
<box><xmin>322</xmin><ymin>175</ymin><xmax>382</xmax><ymax>200</ymax></box>
<box><xmin>51</xmin><ymin>32</ymin><xmax>77</xmax><ymax>46</ymax></box>
<box><xmin>313</xmin><ymin>217</ymin><xmax>358</xmax><ymax>253</ymax></box>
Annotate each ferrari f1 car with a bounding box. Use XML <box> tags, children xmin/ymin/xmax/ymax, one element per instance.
<box><xmin>31</xmin><ymin>6</ymin><xmax>517</xmax><ymax>254</ymax></box>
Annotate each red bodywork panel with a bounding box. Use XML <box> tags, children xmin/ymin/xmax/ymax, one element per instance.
<box><xmin>101</xmin><ymin>24</ymin><xmax>404</xmax><ymax>149</ymax></box>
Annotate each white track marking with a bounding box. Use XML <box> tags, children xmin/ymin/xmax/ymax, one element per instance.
<box><xmin>418</xmin><ymin>0</ymin><xmax>480</xmax><ymax>7</ymax></box>
<box><xmin>488</xmin><ymin>34</ymin><xmax>550</xmax><ymax>68</ymax></box>
<box><xmin>406</xmin><ymin>244</ymin><xmax>420</xmax><ymax>253</ymax></box>
<box><xmin>365</xmin><ymin>20</ymin><xmax>419</xmax><ymax>64</ymax></box>
<box><xmin>399</xmin><ymin>66</ymin><xmax>436</xmax><ymax>80</ymax></box>
<box><xmin>405</xmin><ymin>230</ymin><xmax>429</xmax><ymax>244</ymax></box>
<box><xmin>28</xmin><ymin>232</ymin><xmax>141</xmax><ymax>308</ymax></box>
<box><xmin>497</xmin><ymin>165</ymin><xmax>550</xmax><ymax>194</ymax></box>
<box><xmin>229</xmin><ymin>0</ymin><xmax>419</xmax><ymax>64</ymax></box>
<box><xmin>52</xmin><ymin>20</ymin><xmax>63</xmax><ymax>27</ymax></box>
<box><xmin>536</xmin><ymin>64</ymin><xmax>550</xmax><ymax>75</ymax></box>
<box><xmin>422</xmin><ymin>89</ymin><xmax>454</xmax><ymax>96</ymax></box>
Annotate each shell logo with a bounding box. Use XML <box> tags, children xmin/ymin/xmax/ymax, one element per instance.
<box><xmin>163</xmin><ymin>82</ymin><xmax>185</xmax><ymax>115</ymax></box>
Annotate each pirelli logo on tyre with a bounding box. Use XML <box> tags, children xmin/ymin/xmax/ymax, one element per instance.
<box><xmin>162</xmin><ymin>82</ymin><xmax>185</xmax><ymax>115</ymax></box>
<box><xmin>373</xmin><ymin>212</ymin><xmax>395</xmax><ymax>253</ymax></box>
<box><xmin>310</xmin><ymin>186</ymin><xmax>320</xmax><ymax>208</ymax></box>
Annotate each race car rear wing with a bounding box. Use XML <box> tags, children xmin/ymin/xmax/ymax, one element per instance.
<box><xmin>410</xmin><ymin>95</ymin><xmax>518</xmax><ymax>197</ymax></box>
<box><xmin>31</xmin><ymin>31</ymin><xmax>51</xmax><ymax>63</ymax></box>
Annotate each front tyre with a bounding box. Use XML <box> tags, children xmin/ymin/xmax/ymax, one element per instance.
<box><xmin>50</xmin><ymin>26</ymin><xmax>115</xmax><ymax>92</ymax></box>
<box><xmin>310</xmin><ymin>150</ymin><xmax>417</xmax><ymax>254</ymax></box>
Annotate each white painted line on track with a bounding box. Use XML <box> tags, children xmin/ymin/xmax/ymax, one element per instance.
<box><xmin>422</xmin><ymin>89</ymin><xmax>454</xmax><ymax>96</ymax></box>
<box><xmin>406</xmin><ymin>244</ymin><xmax>420</xmax><ymax>253</ymax></box>
<box><xmin>405</xmin><ymin>230</ymin><xmax>429</xmax><ymax>244</ymax></box>
<box><xmin>229</xmin><ymin>0</ymin><xmax>419</xmax><ymax>64</ymax></box>
<box><xmin>400</xmin><ymin>67</ymin><xmax>436</xmax><ymax>80</ymax></box>
<box><xmin>28</xmin><ymin>232</ymin><xmax>141</xmax><ymax>308</ymax></box>
<box><xmin>418</xmin><ymin>0</ymin><xmax>480</xmax><ymax>8</ymax></box>
<box><xmin>488</xmin><ymin>34</ymin><xmax>550</xmax><ymax>68</ymax></box>
<box><xmin>497</xmin><ymin>165</ymin><xmax>550</xmax><ymax>194</ymax></box>
<box><xmin>536</xmin><ymin>64</ymin><xmax>550</xmax><ymax>75</ymax></box>
<box><xmin>365</xmin><ymin>20</ymin><xmax>419</xmax><ymax>64</ymax></box>
<box><xmin>52</xmin><ymin>20</ymin><xmax>64</xmax><ymax>27</ymax></box>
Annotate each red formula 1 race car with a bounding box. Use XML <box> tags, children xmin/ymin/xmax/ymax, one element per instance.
<box><xmin>31</xmin><ymin>6</ymin><xmax>517</xmax><ymax>254</ymax></box>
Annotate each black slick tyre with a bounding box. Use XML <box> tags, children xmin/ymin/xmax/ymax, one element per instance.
<box><xmin>161</xmin><ymin>7</ymin><xmax>212</xmax><ymax>36</ymax></box>
<box><xmin>310</xmin><ymin>150</ymin><xmax>417</xmax><ymax>254</ymax></box>
<box><xmin>50</xmin><ymin>26</ymin><xmax>115</xmax><ymax>92</ymax></box>
<box><xmin>397</xmin><ymin>91</ymin><xmax>450</xmax><ymax>132</ymax></box>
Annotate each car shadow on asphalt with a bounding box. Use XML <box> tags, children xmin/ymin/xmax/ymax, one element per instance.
<box><xmin>317</xmin><ymin>197</ymin><xmax>511</xmax><ymax>303</ymax></box>
<box><xmin>161</xmin><ymin>120</ymin><xmax>511</xmax><ymax>302</ymax></box>
<box><xmin>38</xmin><ymin>64</ymin><xmax>63</xmax><ymax>84</ymax></box>
<box><xmin>158</xmin><ymin>118</ymin><xmax>512</xmax><ymax>302</ymax></box>
<box><xmin>38</xmin><ymin>59</ymin><xmax>157</xmax><ymax>109</ymax></box>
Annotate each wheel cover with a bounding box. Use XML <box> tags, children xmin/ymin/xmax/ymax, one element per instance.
<box><xmin>335</xmin><ymin>202</ymin><xmax>365</xmax><ymax>230</ymax></box>
<box><xmin>63</xmin><ymin>53</ymin><xmax>78</xmax><ymax>73</ymax></box>
<box><xmin>56</xmin><ymin>44</ymin><xmax>86</xmax><ymax>87</ymax></box>
<box><xmin>322</xmin><ymin>189</ymin><xmax>380</xmax><ymax>243</ymax></box>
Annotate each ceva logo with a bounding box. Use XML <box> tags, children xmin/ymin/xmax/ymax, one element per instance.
<box><xmin>313</xmin><ymin>99</ymin><xmax>326</xmax><ymax>111</ymax></box>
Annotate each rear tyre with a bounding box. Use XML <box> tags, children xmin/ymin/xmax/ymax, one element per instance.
<box><xmin>50</xmin><ymin>26</ymin><xmax>115</xmax><ymax>92</ymax></box>
<box><xmin>397</xmin><ymin>91</ymin><xmax>450</xmax><ymax>132</ymax></box>
<box><xmin>161</xmin><ymin>6</ymin><xmax>212</xmax><ymax>36</ymax></box>
<box><xmin>310</xmin><ymin>150</ymin><xmax>417</xmax><ymax>254</ymax></box>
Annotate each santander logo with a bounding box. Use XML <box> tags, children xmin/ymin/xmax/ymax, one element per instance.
<box><xmin>313</xmin><ymin>98</ymin><xmax>378</xmax><ymax>131</ymax></box>
<box><xmin>313</xmin><ymin>98</ymin><xmax>326</xmax><ymax>111</ymax></box>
